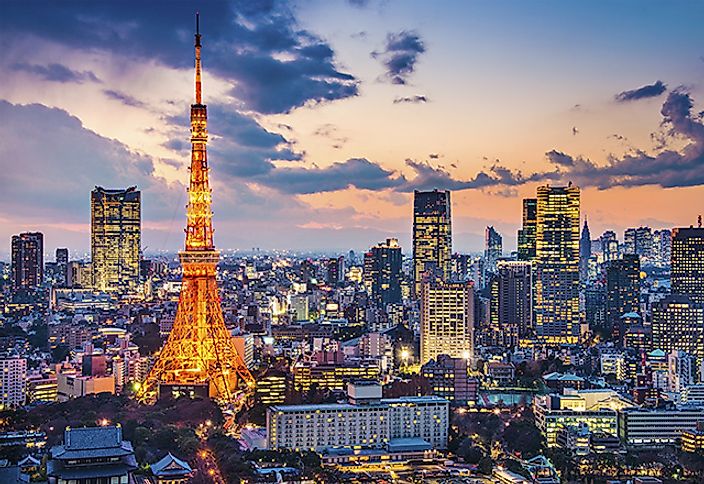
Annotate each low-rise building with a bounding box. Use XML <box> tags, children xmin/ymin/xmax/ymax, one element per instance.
<box><xmin>534</xmin><ymin>389</ymin><xmax>634</xmax><ymax>447</ymax></box>
<box><xmin>619</xmin><ymin>405</ymin><xmax>704</xmax><ymax>447</ymax></box>
<box><xmin>681</xmin><ymin>421</ymin><xmax>704</xmax><ymax>453</ymax></box>
<box><xmin>422</xmin><ymin>355</ymin><xmax>478</xmax><ymax>406</ymax></box>
<box><xmin>57</xmin><ymin>371</ymin><xmax>115</xmax><ymax>402</ymax></box>
<box><xmin>267</xmin><ymin>382</ymin><xmax>449</xmax><ymax>453</ymax></box>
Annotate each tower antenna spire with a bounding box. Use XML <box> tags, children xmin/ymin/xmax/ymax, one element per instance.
<box><xmin>194</xmin><ymin>12</ymin><xmax>202</xmax><ymax>104</ymax></box>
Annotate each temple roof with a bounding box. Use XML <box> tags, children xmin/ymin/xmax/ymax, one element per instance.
<box><xmin>150</xmin><ymin>452</ymin><xmax>193</xmax><ymax>477</ymax></box>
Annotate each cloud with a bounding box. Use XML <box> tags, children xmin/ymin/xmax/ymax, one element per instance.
<box><xmin>372</xmin><ymin>30</ymin><xmax>426</xmax><ymax>85</ymax></box>
<box><xmin>165</xmin><ymin>103</ymin><xmax>302</xmax><ymax>178</ymax></box>
<box><xmin>537</xmin><ymin>90</ymin><xmax>704</xmax><ymax>189</ymax></box>
<box><xmin>259</xmin><ymin>158</ymin><xmax>406</xmax><ymax>194</ymax></box>
<box><xmin>12</xmin><ymin>62</ymin><xmax>100</xmax><ymax>83</ymax></box>
<box><xmin>615</xmin><ymin>80</ymin><xmax>667</xmax><ymax>102</ymax></box>
<box><xmin>393</xmin><ymin>95</ymin><xmax>429</xmax><ymax>104</ymax></box>
<box><xmin>0</xmin><ymin>100</ymin><xmax>178</xmax><ymax>222</ymax></box>
<box><xmin>3</xmin><ymin>0</ymin><xmax>358</xmax><ymax>114</ymax></box>
<box><xmin>397</xmin><ymin>159</ymin><xmax>533</xmax><ymax>193</ymax></box>
<box><xmin>393</xmin><ymin>90</ymin><xmax>704</xmax><ymax>194</ymax></box>
<box><xmin>103</xmin><ymin>89</ymin><xmax>146</xmax><ymax>108</ymax></box>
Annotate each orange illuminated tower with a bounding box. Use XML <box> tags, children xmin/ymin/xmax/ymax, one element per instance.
<box><xmin>139</xmin><ymin>14</ymin><xmax>254</xmax><ymax>403</ymax></box>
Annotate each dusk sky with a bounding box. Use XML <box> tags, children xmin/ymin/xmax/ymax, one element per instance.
<box><xmin>2</xmin><ymin>0</ymin><xmax>704</xmax><ymax>257</ymax></box>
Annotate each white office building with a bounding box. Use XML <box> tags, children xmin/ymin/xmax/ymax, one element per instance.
<box><xmin>267</xmin><ymin>382</ymin><xmax>449</xmax><ymax>453</ymax></box>
<box><xmin>619</xmin><ymin>405</ymin><xmax>704</xmax><ymax>447</ymax></box>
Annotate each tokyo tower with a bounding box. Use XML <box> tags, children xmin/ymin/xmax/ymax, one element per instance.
<box><xmin>139</xmin><ymin>14</ymin><xmax>254</xmax><ymax>403</ymax></box>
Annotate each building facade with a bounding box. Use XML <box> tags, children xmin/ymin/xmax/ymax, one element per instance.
<box><xmin>517</xmin><ymin>198</ymin><xmax>537</xmax><ymax>261</ymax></box>
<box><xmin>671</xmin><ymin>227</ymin><xmax>704</xmax><ymax>304</ymax></box>
<box><xmin>605</xmin><ymin>254</ymin><xmax>641</xmax><ymax>340</ymax></box>
<box><xmin>91</xmin><ymin>186</ymin><xmax>141</xmax><ymax>293</ymax></box>
<box><xmin>0</xmin><ymin>356</ymin><xmax>27</xmax><ymax>410</ymax></box>
<box><xmin>11</xmin><ymin>232</ymin><xmax>43</xmax><ymax>290</ymax></box>
<box><xmin>534</xmin><ymin>184</ymin><xmax>581</xmax><ymax>344</ymax></box>
<box><xmin>363</xmin><ymin>238</ymin><xmax>402</xmax><ymax>308</ymax></box>
<box><xmin>267</xmin><ymin>383</ymin><xmax>449</xmax><ymax>452</ymax></box>
<box><xmin>420</xmin><ymin>279</ymin><xmax>474</xmax><ymax>365</ymax></box>
<box><xmin>651</xmin><ymin>295</ymin><xmax>704</xmax><ymax>358</ymax></box>
<box><xmin>412</xmin><ymin>190</ymin><xmax>452</xmax><ymax>298</ymax></box>
<box><xmin>489</xmin><ymin>260</ymin><xmax>533</xmax><ymax>347</ymax></box>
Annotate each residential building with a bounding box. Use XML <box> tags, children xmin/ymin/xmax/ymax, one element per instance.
<box><xmin>420</xmin><ymin>279</ymin><xmax>474</xmax><ymax>365</ymax></box>
<box><xmin>0</xmin><ymin>356</ymin><xmax>27</xmax><ymax>410</ymax></box>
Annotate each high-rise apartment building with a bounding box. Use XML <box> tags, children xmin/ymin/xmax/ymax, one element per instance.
<box><xmin>413</xmin><ymin>190</ymin><xmax>452</xmax><ymax>297</ymax></box>
<box><xmin>11</xmin><ymin>232</ymin><xmax>44</xmax><ymax>290</ymax></box>
<box><xmin>363</xmin><ymin>238</ymin><xmax>402</xmax><ymax>308</ymax></box>
<box><xmin>91</xmin><ymin>186</ymin><xmax>141</xmax><ymax>293</ymax></box>
<box><xmin>484</xmin><ymin>226</ymin><xmax>502</xmax><ymax>274</ymax></box>
<box><xmin>605</xmin><ymin>254</ymin><xmax>641</xmax><ymax>341</ymax></box>
<box><xmin>652</xmin><ymin>295</ymin><xmax>704</xmax><ymax>358</ymax></box>
<box><xmin>0</xmin><ymin>356</ymin><xmax>27</xmax><ymax>410</ymax></box>
<box><xmin>489</xmin><ymin>261</ymin><xmax>533</xmax><ymax>347</ymax></box>
<box><xmin>517</xmin><ymin>198</ymin><xmax>537</xmax><ymax>261</ymax></box>
<box><xmin>420</xmin><ymin>279</ymin><xmax>474</xmax><ymax>365</ymax></box>
<box><xmin>534</xmin><ymin>184</ymin><xmax>581</xmax><ymax>344</ymax></box>
<box><xmin>671</xmin><ymin>227</ymin><xmax>704</xmax><ymax>305</ymax></box>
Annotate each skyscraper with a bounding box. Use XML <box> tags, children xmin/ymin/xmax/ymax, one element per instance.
<box><xmin>139</xmin><ymin>15</ymin><xmax>254</xmax><ymax>402</ymax></box>
<box><xmin>534</xmin><ymin>184</ymin><xmax>581</xmax><ymax>344</ymax></box>
<box><xmin>517</xmin><ymin>198</ymin><xmax>537</xmax><ymax>261</ymax></box>
<box><xmin>653</xmin><ymin>229</ymin><xmax>672</xmax><ymax>268</ymax></box>
<box><xmin>363</xmin><ymin>238</ymin><xmax>402</xmax><ymax>308</ymax></box>
<box><xmin>652</xmin><ymin>295</ymin><xmax>704</xmax><ymax>358</ymax></box>
<box><xmin>604</xmin><ymin>254</ymin><xmax>641</xmax><ymax>341</ymax></box>
<box><xmin>484</xmin><ymin>226</ymin><xmax>502</xmax><ymax>274</ymax></box>
<box><xmin>420</xmin><ymin>279</ymin><xmax>474</xmax><ymax>365</ymax></box>
<box><xmin>579</xmin><ymin>219</ymin><xmax>591</xmax><ymax>282</ymax></box>
<box><xmin>489</xmin><ymin>260</ymin><xmax>533</xmax><ymax>347</ymax></box>
<box><xmin>600</xmin><ymin>230</ymin><xmax>619</xmax><ymax>263</ymax></box>
<box><xmin>91</xmin><ymin>186</ymin><xmax>141</xmax><ymax>293</ymax></box>
<box><xmin>413</xmin><ymin>190</ymin><xmax>452</xmax><ymax>297</ymax></box>
<box><xmin>11</xmin><ymin>232</ymin><xmax>43</xmax><ymax>290</ymax></box>
<box><xmin>624</xmin><ymin>226</ymin><xmax>654</xmax><ymax>264</ymax></box>
<box><xmin>671</xmin><ymin>227</ymin><xmax>704</xmax><ymax>305</ymax></box>
<box><xmin>56</xmin><ymin>248</ymin><xmax>69</xmax><ymax>287</ymax></box>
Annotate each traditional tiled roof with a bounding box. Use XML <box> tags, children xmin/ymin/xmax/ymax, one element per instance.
<box><xmin>51</xmin><ymin>426</ymin><xmax>134</xmax><ymax>461</ymax></box>
<box><xmin>150</xmin><ymin>453</ymin><xmax>193</xmax><ymax>477</ymax></box>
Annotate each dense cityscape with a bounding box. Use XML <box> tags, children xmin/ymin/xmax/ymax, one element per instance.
<box><xmin>3</xmin><ymin>2</ymin><xmax>704</xmax><ymax>484</ymax></box>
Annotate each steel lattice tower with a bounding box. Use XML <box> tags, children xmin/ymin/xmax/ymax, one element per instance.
<box><xmin>139</xmin><ymin>14</ymin><xmax>254</xmax><ymax>403</ymax></box>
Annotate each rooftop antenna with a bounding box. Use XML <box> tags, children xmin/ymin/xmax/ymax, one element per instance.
<box><xmin>698</xmin><ymin>214</ymin><xmax>702</xmax><ymax>228</ymax></box>
<box><xmin>194</xmin><ymin>12</ymin><xmax>202</xmax><ymax>104</ymax></box>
